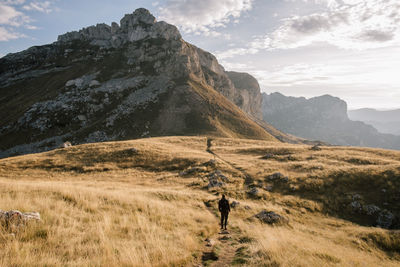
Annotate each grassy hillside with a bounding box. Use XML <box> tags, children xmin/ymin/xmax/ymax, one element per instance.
<box><xmin>1</xmin><ymin>136</ymin><xmax>400</xmax><ymax>266</ymax></box>
<box><xmin>185</xmin><ymin>79</ymin><xmax>278</xmax><ymax>141</ymax></box>
<box><xmin>0</xmin><ymin>41</ymin><xmax>286</xmax><ymax>157</ymax></box>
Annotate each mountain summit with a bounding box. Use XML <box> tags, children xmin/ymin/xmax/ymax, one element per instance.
<box><xmin>0</xmin><ymin>8</ymin><xmax>288</xmax><ymax>158</ymax></box>
<box><xmin>57</xmin><ymin>8</ymin><xmax>181</xmax><ymax>47</ymax></box>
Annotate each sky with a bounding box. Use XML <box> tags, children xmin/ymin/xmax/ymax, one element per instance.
<box><xmin>1</xmin><ymin>0</ymin><xmax>399</xmax><ymax>110</ymax></box>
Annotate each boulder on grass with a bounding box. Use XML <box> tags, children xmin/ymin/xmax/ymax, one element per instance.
<box><xmin>0</xmin><ymin>210</ymin><xmax>41</xmax><ymax>228</ymax></box>
<box><xmin>254</xmin><ymin>210</ymin><xmax>289</xmax><ymax>225</ymax></box>
<box><xmin>231</xmin><ymin>201</ymin><xmax>240</xmax><ymax>208</ymax></box>
<box><xmin>207</xmin><ymin>179</ymin><xmax>224</xmax><ymax>189</ymax></box>
<box><xmin>207</xmin><ymin>170</ymin><xmax>229</xmax><ymax>182</ymax></box>
<box><xmin>247</xmin><ymin>187</ymin><xmax>259</xmax><ymax>198</ymax></box>
<box><xmin>377</xmin><ymin>210</ymin><xmax>394</xmax><ymax>229</ymax></box>
<box><xmin>60</xmin><ymin>141</ymin><xmax>72</xmax><ymax>148</ymax></box>
<box><xmin>267</xmin><ymin>172</ymin><xmax>289</xmax><ymax>183</ymax></box>
<box><xmin>310</xmin><ymin>145</ymin><xmax>321</xmax><ymax>151</ymax></box>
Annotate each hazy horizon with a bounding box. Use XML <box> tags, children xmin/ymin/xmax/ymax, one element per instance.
<box><xmin>1</xmin><ymin>0</ymin><xmax>399</xmax><ymax>110</ymax></box>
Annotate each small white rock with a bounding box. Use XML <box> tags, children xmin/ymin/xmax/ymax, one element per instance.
<box><xmin>65</xmin><ymin>80</ymin><xmax>75</xmax><ymax>87</ymax></box>
<box><xmin>89</xmin><ymin>80</ymin><xmax>101</xmax><ymax>87</ymax></box>
<box><xmin>75</xmin><ymin>78</ymin><xmax>84</xmax><ymax>87</ymax></box>
<box><xmin>78</xmin><ymin>115</ymin><xmax>87</xmax><ymax>121</ymax></box>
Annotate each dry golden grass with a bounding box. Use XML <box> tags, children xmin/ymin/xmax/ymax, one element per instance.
<box><xmin>1</xmin><ymin>136</ymin><xmax>400</xmax><ymax>266</ymax></box>
<box><xmin>0</xmin><ymin>180</ymin><xmax>218</xmax><ymax>266</ymax></box>
<box><xmin>229</xmin><ymin>201</ymin><xmax>400</xmax><ymax>266</ymax></box>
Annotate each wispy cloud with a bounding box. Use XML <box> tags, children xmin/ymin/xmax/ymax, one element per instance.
<box><xmin>158</xmin><ymin>0</ymin><xmax>253</xmax><ymax>37</ymax></box>
<box><xmin>1</xmin><ymin>0</ymin><xmax>26</xmax><ymax>5</ymax></box>
<box><xmin>0</xmin><ymin>25</ymin><xmax>26</xmax><ymax>41</ymax></box>
<box><xmin>23</xmin><ymin>1</ymin><xmax>52</xmax><ymax>13</ymax></box>
<box><xmin>0</xmin><ymin>0</ymin><xmax>55</xmax><ymax>41</ymax></box>
<box><xmin>222</xmin><ymin>46</ymin><xmax>400</xmax><ymax>91</ymax></box>
<box><xmin>0</xmin><ymin>2</ymin><xmax>29</xmax><ymax>26</ymax></box>
<box><xmin>217</xmin><ymin>0</ymin><xmax>400</xmax><ymax>58</ymax></box>
<box><xmin>267</xmin><ymin>0</ymin><xmax>400</xmax><ymax>50</ymax></box>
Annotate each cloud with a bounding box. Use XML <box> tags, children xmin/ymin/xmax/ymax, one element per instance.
<box><xmin>222</xmin><ymin>45</ymin><xmax>400</xmax><ymax>92</ymax></box>
<box><xmin>23</xmin><ymin>1</ymin><xmax>52</xmax><ymax>13</ymax></box>
<box><xmin>0</xmin><ymin>1</ymin><xmax>56</xmax><ymax>41</ymax></box>
<box><xmin>254</xmin><ymin>63</ymin><xmax>345</xmax><ymax>88</ymax></box>
<box><xmin>217</xmin><ymin>0</ymin><xmax>400</xmax><ymax>58</ymax></box>
<box><xmin>0</xmin><ymin>25</ymin><xmax>25</xmax><ymax>41</ymax></box>
<box><xmin>0</xmin><ymin>0</ymin><xmax>26</xmax><ymax>5</ymax></box>
<box><xmin>158</xmin><ymin>0</ymin><xmax>253</xmax><ymax>36</ymax></box>
<box><xmin>0</xmin><ymin>2</ymin><xmax>28</xmax><ymax>26</ymax></box>
<box><xmin>359</xmin><ymin>30</ymin><xmax>394</xmax><ymax>42</ymax></box>
<box><xmin>216</xmin><ymin>47</ymin><xmax>259</xmax><ymax>60</ymax></box>
<box><xmin>290</xmin><ymin>0</ymin><xmax>361</xmax><ymax>9</ymax></box>
<box><xmin>268</xmin><ymin>0</ymin><xmax>400</xmax><ymax>50</ymax></box>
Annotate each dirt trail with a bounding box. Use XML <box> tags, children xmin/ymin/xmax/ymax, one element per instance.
<box><xmin>206</xmin><ymin>137</ymin><xmax>254</xmax><ymax>185</ymax></box>
<box><xmin>190</xmin><ymin>138</ymin><xmax>254</xmax><ymax>266</ymax></box>
<box><xmin>197</xmin><ymin>205</ymin><xmax>244</xmax><ymax>267</ymax></box>
<box><xmin>201</xmin><ymin>230</ymin><xmax>240</xmax><ymax>266</ymax></box>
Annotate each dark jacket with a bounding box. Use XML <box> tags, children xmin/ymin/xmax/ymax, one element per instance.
<box><xmin>218</xmin><ymin>198</ymin><xmax>230</xmax><ymax>213</ymax></box>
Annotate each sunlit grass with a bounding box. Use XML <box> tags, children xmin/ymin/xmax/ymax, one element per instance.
<box><xmin>1</xmin><ymin>136</ymin><xmax>399</xmax><ymax>266</ymax></box>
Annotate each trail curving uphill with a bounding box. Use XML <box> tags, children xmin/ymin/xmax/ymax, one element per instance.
<box><xmin>206</xmin><ymin>137</ymin><xmax>254</xmax><ymax>185</ymax></box>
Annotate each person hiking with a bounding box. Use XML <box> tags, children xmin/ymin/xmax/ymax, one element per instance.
<box><xmin>218</xmin><ymin>195</ymin><xmax>230</xmax><ymax>230</ymax></box>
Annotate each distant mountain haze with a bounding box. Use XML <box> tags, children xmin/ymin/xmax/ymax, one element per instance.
<box><xmin>348</xmin><ymin>108</ymin><xmax>400</xmax><ymax>135</ymax></box>
<box><xmin>261</xmin><ymin>92</ymin><xmax>400</xmax><ymax>150</ymax></box>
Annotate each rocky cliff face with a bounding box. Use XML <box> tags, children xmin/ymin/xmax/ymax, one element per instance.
<box><xmin>262</xmin><ymin>93</ymin><xmax>348</xmax><ymax>122</ymax></box>
<box><xmin>55</xmin><ymin>9</ymin><xmax>258</xmax><ymax>113</ymax></box>
<box><xmin>226</xmin><ymin>71</ymin><xmax>263</xmax><ymax>120</ymax></box>
<box><xmin>0</xmin><ymin>8</ymin><xmax>276</xmax><ymax>158</ymax></box>
<box><xmin>262</xmin><ymin>92</ymin><xmax>400</xmax><ymax>150</ymax></box>
<box><xmin>57</xmin><ymin>9</ymin><xmax>181</xmax><ymax>46</ymax></box>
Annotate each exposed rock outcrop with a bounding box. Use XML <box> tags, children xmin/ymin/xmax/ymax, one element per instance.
<box><xmin>57</xmin><ymin>8</ymin><xmax>181</xmax><ymax>47</ymax></box>
<box><xmin>0</xmin><ymin>8</ymin><xmax>281</xmax><ymax>158</ymax></box>
<box><xmin>254</xmin><ymin>210</ymin><xmax>289</xmax><ymax>225</ymax></box>
<box><xmin>247</xmin><ymin>187</ymin><xmax>260</xmax><ymax>198</ymax></box>
<box><xmin>226</xmin><ymin>71</ymin><xmax>263</xmax><ymax>120</ymax></box>
<box><xmin>56</xmin><ymin>11</ymin><xmax>263</xmax><ymax>120</ymax></box>
<box><xmin>266</xmin><ymin>172</ymin><xmax>289</xmax><ymax>183</ymax></box>
<box><xmin>0</xmin><ymin>210</ymin><xmax>41</xmax><ymax>227</ymax></box>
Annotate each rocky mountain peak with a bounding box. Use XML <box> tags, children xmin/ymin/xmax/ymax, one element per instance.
<box><xmin>120</xmin><ymin>8</ymin><xmax>157</xmax><ymax>27</ymax></box>
<box><xmin>309</xmin><ymin>94</ymin><xmax>348</xmax><ymax>121</ymax></box>
<box><xmin>0</xmin><ymin>7</ymin><xmax>278</xmax><ymax>158</ymax></box>
<box><xmin>57</xmin><ymin>8</ymin><xmax>181</xmax><ymax>47</ymax></box>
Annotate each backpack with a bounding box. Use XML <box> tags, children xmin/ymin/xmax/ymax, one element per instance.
<box><xmin>219</xmin><ymin>199</ymin><xmax>230</xmax><ymax>212</ymax></box>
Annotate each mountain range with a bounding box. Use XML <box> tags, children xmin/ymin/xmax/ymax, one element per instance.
<box><xmin>0</xmin><ymin>8</ymin><xmax>305</xmax><ymax>158</ymax></box>
<box><xmin>349</xmin><ymin>108</ymin><xmax>400</xmax><ymax>136</ymax></box>
<box><xmin>261</xmin><ymin>92</ymin><xmax>400</xmax><ymax>150</ymax></box>
<box><xmin>2</xmin><ymin>7</ymin><xmax>400</xmax><ymax>267</ymax></box>
<box><xmin>1</xmin><ymin>7</ymin><xmax>399</xmax><ymax>158</ymax></box>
